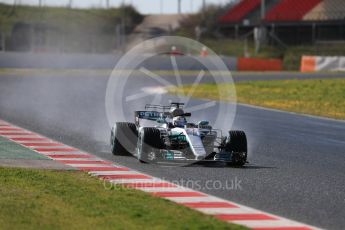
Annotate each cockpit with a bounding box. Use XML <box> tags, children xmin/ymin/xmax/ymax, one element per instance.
<box><xmin>172</xmin><ymin>116</ymin><xmax>187</xmax><ymax>128</ymax></box>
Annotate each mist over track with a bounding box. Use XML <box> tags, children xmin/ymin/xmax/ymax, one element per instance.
<box><xmin>0</xmin><ymin>59</ymin><xmax>344</xmax><ymax>229</ymax></box>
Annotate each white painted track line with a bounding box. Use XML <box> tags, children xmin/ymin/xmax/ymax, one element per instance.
<box><xmin>231</xmin><ymin>219</ymin><xmax>309</xmax><ymax>228</ymax></box>
<box><xmin>109</xmin><ymin>179</ymin><xmax>160</xmax><ymax>184</ymax></box>
<box><xmin>166</xmin><ymin>196</ymin><xmax>225</xmax><ymax>203</ymax></box>
<box><xmin>49</xmin><ymin>158</ymin><xmax>101</xmax><ymax>161</ymax></box>
<box><xmin>66</xmin><ymin>163</ymin><xmax>115</xmax><ymax>168</ymax></box>
<box><xmin>43</xmin><ymin>152</ymin><xmax>88</xmax><ymax>155</ymax></box>
<box><xmin>90</xmin><ymin>171</ymin><xmax>143</xmax><ymax>176</ymax></box>
<box><xmin>137</xmin><ymin>187</ymin><xmax>194</xmax><ymax>192</ymax></box>
<box><xmin>197</xmin><ymin>207</ymin><xmax>258</xmax><ymax>215</ymax></box>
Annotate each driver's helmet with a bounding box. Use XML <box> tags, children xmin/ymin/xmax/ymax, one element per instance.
<box><xmin>173</xmin><ymin>116</ymin><xmax>186</xmax><ymax>128</ymax></box>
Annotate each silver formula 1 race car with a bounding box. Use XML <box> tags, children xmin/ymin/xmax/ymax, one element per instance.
<box><xmin>110</xmin><ymin>102</ymin><xmax>248</xmax><ymax>166</ymax></box>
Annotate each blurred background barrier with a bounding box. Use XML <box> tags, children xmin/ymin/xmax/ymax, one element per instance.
<box><xmin>0</xmin><ymin>52</ymin><xmax>237</xmax><ymax>71</ymax></box>
<box><xmin>237</xmin><ymin>57</ymin><xmax>282</xmax><ymax>71</ymax></box>
<box><xmin>301</xmin><ymin>55</ymin><xmax>345</xmax><ymax>72</ymax></box>
<box><xmin>300</xmin><ymin>56</ymin><xmax>316</xmax><ymax>72</ymax></box>
<box><xmin>2</xmin><ymin>1</ymin><xmax>345</xmax><ymax>72</ymax></box>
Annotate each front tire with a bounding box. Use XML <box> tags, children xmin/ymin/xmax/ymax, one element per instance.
<box><xmin>225</xmin><ymin>130</ymin><xmax>247</xmax><ymax>167</ymax></box>
<box><xmin>111</xmin><ymin>122</ymin><xmax>138</xmax><ymax>156</ymax></box>
<box><xmin>137</xmin><ymin>127</ymin><xmax>164</xmax><ymax>163</ymax></box>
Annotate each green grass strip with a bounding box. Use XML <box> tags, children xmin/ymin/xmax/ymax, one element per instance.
<box><xmin>168</xmin><ymin>78</ymin><xmax>345</xmax><ymax>120</ymax></box>
<box><xmin>0</xmin><ymin>167</ymin><xmax>246</xmax><ymax>230</ymax></box>
<box><xmin>0</xmin><ymin>136</ymin><xmax>49</xmax><ymax>160</ymax></box>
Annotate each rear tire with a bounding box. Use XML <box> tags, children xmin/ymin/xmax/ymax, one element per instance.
<box><xmin>111</xmin><ymin>122</ymin><xmax>137</xmax><ymax>156</ymax></box>
<box><xmin>137</xmin><ymin>127</ymin><xmax>164</xmax><ymax>163</ymax></box>
<box><xmin>225</xmin><ymin>130</ymin><xmax>247</xmax><ymax>167</ymax></box>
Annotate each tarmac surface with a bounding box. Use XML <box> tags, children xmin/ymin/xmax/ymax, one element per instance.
<box><xmin>0</xmin><ymin>71</ymin><xmax>344</xmax><ymax>229</ymax></box>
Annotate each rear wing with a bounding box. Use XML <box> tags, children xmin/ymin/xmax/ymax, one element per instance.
<box><xmin>145</xmin><ymin>104</ymin><xmax>171</xmax><ymax>112</ymax></box>
<box><xmin>135</xmin><ymin>111</ymin><xmax>161</xmax><ymax>120</ymax></box>
<box><xmin>144</xmin><ymin>102</ymin><xmax>184</xmax><ymax>112</ymax></box>
<box><xmin>135</xmin><ymin>103</ymin><xmax>187</xmax><ymax>126</ymax></box>
<box><xmin>134</xmin><ymin>111</ymin><xmax>160</xmax><ymax>124</ymax></box>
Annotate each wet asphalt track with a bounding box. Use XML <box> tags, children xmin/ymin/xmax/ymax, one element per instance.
<box><xmin>0</xmin><ymin>72</ymin><xmax>345</xmax><ymax>229</ymax></box>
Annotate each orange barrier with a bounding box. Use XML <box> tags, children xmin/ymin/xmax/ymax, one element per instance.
<box><xmin>300</xmin><ymin>56</ymin><xmax>316</xmax><ymax>72</ymax></box>
<box><xmin>237</xmin><ymin>58</ymin><xmax>282</xmax><ymax>71</ymax></box>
